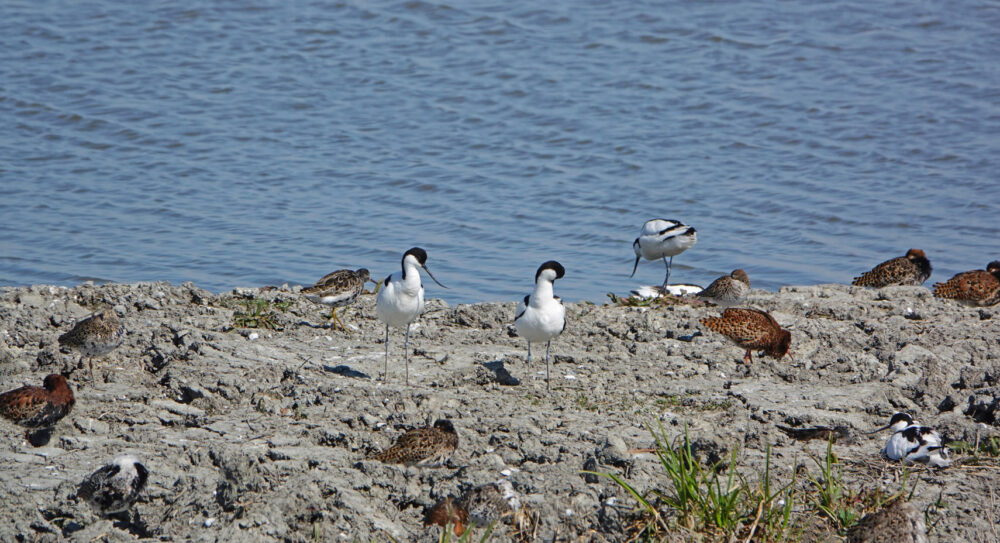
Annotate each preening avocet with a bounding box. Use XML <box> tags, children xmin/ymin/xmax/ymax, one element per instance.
<box><xmin>514</xmin><ymin>261</ymin><xmax>566</xmax><ymax>390</ymax></box>
<box><xmin>375</xmin><ymin>247</ymin><xmax>446</xmax><ymax>385</ymax></box>
<box><xmin>77</xmin><ymin>454</ymin><xmax>149</xmax><ymax>516</ymax></box>
<box><xmin>869</xmin><ymin>413</ymin><xmax>951</xmax><ymax>468</ymax></box>
<box><xmin>630</xmin><ymin>219</ymin><xmax>697</xmax><ymax>287</ymax></box>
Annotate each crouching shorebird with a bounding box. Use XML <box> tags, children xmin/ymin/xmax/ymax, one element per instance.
<box><xmin>78</xmin><ymin>454</ymin><xmax>149</xmax><ymax>517</ymax></box>
<box><xmin>0</xmin><ymin>374</ymin><xmax>75</xmax><ymax>444</ymax></box>
<box><xmin>59</xmin><ymin>308</ymin><xmax>126</xmax><ymax>382</ymax></box>
<box><xmin>932</xmin><ymin>261</ymin><xmax>1000</xmax><ymax>307</ymax></box>
<box><xmin>698</xmin><ymin>269</ymin><xmax>751</xmax><ymax>308</ymax></box>
<box><xmin>700</xmin><ymin>308</ymin><xmax>791</xmax><ymax>364</ymax></box>
<box><xmin>852</xmin><ymin>249</ymin><xmax>932</xmax><ymax>288</ymax></box>
<box><xmin>369</xmin><ymin>419</ymin><xmax>458</xmax><ymax>467</ymax></box>
<box><xmin>514</xmin><ymin>261</ymin><xmax>566</xmax><ymax>390</ymax></box>
<box><xmin>847</xmin><ymin>499</ymin><xmax>927</xmax><ymax>543</ymax></box>
<box><xmin>376</xmin><ymin>248</ymin><xmax>446</xmax><ymax>385</ymax></box>
<box><xmin>302</xmin><ymin>268</ymin><xmax>373</xmax><ymax>330</ymax></box>
<box><xmin>869</xmin><ymin>413</ymin><xmax>951</xmax><ymax>468</ymax></box>
<box><xmin>425</xmin><ymin>480</ymin><xmax>521</xmax><ymax>535</ymax></box>
<box><xmin>630</xmin><ymin>218</ymin><xmax>697</xmax><ymax>288</ymax></box>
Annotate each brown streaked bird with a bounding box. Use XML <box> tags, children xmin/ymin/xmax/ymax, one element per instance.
<box><xmin>700</xmin><ymin>308</ymin><xmax>791</xmax><ymax>364</ymax></box>
<box><xmin>369</xmin><ymin>419</ymin><xmax>458</xmax><ymax>467</ymax></box>
<box><xmin>932</xmin><ymin>261</ymin><xmax>1000</xmax><ymax>307</ymax></box>
<box><xmin>852</xmin><ymin>249</ymin><xmax>932</xmax><ymax>287</ymax></box>
<box><xmin>425</xmin><ymin>480</ymin><xmax>520</xmax><ymax>535</ymax></box>
<box><xmin>59</xmin><ymin>308</ymin><xmax>126</xmax><ymax>381</ymax></box>
<box><xmin>847</xmin><ymin>499</ymin><xmax>927</xmax><ymax>543</ymax></box>
<box><xmin>302</xmin><ymin>268</ymin><xmax>373</xmax><ymax>330</ymax></box>
<box><xmin>0</xmin><ymin>374</ymin><xmax>75</xmax><ymax>437</ymax></box>
<box><xmin>697</xmin><ymin>269</ymin><xmax>751</xmax><ymax>308</ymax></box>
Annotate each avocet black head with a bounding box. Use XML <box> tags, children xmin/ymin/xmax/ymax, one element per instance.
<box><xmin>868</xmin><ymin>412</ymin><xmax>914</xmax><ymax>434</ymax></box>
<box><xmin>535</xmin><ymin>260</ymin><xmax>566</xmax><ymax>283</ymax></box>
<box><xmin>403</xmin><ymin>247</ymin><xmax>447</xmax><ymax>288</ymax></box>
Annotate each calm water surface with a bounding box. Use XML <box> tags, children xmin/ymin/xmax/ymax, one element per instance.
<box><xmin>2</xmin><ymin>1</ymin><xmax>998</xmax><ymax>303</ymax></box>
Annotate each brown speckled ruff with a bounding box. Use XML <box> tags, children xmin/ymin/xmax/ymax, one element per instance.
<box><xmin>700</xmin><ymin>308</ymin><xmax>791</xmax><ymax>364</ymax></box>
<box><xmin>59</xmin><ymin>309</ymin><xmax>126</xmax><ymax>380</ymax></box>
<box><xmin>852</xmin><ymin>249</ymin><xmax>932</xmax><ymax>287</ymax></box>
<box><xmin>932</xmin><ymin>261</ymin><xmax>1000</xmax><ymax>306</ymax></box>
<box><xmin>847</xmin><ymin>499</ymin><xmax>927</xmax><ymax>543</ymax></box>
<box><xmin>302</xmin><ymin>268</ymin><xmax>371</xmax><ymax>330</ymax></box>
<box><xmin>0</xmin><ymin>374</ymin><xmax>75</xmax><ymax>430</ymax></box>
<box><xmin>369</xmin><ymin>419</ymin><xmax>458</xmax><ymax>467</ymax></box>
<box><xmin>698</xmin><ymin>269</ymin><xmax>750</xmax><ymax>307</ymax></box>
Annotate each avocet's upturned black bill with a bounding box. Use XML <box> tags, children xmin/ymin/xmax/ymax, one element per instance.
<box><xmin>630</xmin><ymin>218</ymin><xmax>697</xmax><ymax>287</ymax></box>
<box><xmin>376</xmin><ymin>247</ymin><xmax>447</xmax><ymax>385</ymax></box>
<box><xmin>515</xmin><ymin>260</ymin><xmax>567</xmax><ymax>390</ymax></box>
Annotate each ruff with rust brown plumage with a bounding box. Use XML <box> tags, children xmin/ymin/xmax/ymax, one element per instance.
<box><xmin>59</xmin><ymin>308</ymin><xmax>126</xmax><ymax>382</ymax></box>
<box><xmin>369</xmin><ymin>419</ymin><xmax>458</xmax><ymax>467</ymax></box>
<box><xmin>932</xmin><ymin>261</ymin><xmax>1000</xmax><ymax>307</ymax></box>
<box><xmin>0</xmin><ymin>374</ymin><xmax>75</xmax><ymax>438</ymax></box>
<box><xmin>700</xmin><ymin>308</ymin><xmax>791</xmax><ymax>364</ymax></box>
<box><xmin>852</xmin><ymin>249</ymin><xmax>932</xmax><ymax>287</ymax></box>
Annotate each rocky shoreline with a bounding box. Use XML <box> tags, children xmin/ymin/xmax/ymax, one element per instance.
<box><xmin>1</xmin><ymin>281</ymin><xmax>998</xmax><ymax>541</ymax></box>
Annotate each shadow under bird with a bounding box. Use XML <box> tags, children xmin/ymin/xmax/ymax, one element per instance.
<box><xmin>852</xmin><ymin>249</ymin><xmax>932</xmax><ymax>288</ymax></box>
<box><xmin>697</xmin><ymin>269</ymin><xmax>751</xmax><ymax>308</ymax></box>
<box><xmin>375</xmin><ymin>247</ymin><xmax>447</xmax><ymax>386</ymax></box>
<box><xmin>847</xmin><ymin>499</ymin><xmax>928</xmax><ymax>543</ymax></box>
<box><xmin>302</xmin><ymin>268</ymin><xmax>373</xmax><ymax>330</ymax></box>
<box><xmin>368</xmin><ymin>419</ymin><xmax>458</xmax><ymax>467</ymax></box>
<box><xmin>777</xmin><ymin>424</ymin><xmax>853</xmax><ymax>444</ymax></box>
<box><xmin>868</xmin><ymin>412</ymin><xmax>951</xmax><ymax>468</ymax></box>
<box><xmin>630</xmin><ymin>218</ymin><xmax>697</xmax><ymax>288</ymax></box>
<box><xmin>932</xmin><ymin>260</ymin><xmax>1000</xmax><ymax>307</ymax></box>
<box><xmin>78</xmin><ymin>454</ymin><xmax>149</xmax><ymax>516</ymax></box>
<box><xmin>700</xmin><ymin>308</ymin><xmax>791</xmax><ymax>364</ymax></box>
<box><xmin>59</xmin><ymin>308</ymin><xmax>126</xmax><ymax>382</ymax></box>
<box><xmin>425</xmin><ymin>480</ymin><xmax>520</xmax><ymax>536</ymax></box>
<box><xmin>514</xmin><ymin>261</ymin><xmax>566</xmax><ymax>390</ymax></box>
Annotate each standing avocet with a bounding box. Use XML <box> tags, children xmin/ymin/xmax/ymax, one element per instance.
<box><xmin>630</xmin><ymin>219</ymin><xmax>697</xmax><ymax>288</ymax></box>
<box><xmin>514</xmin><ymin>261</ymin><xmax>566</xmax><ymax>390</ymax></box>
<box><xmin>376</xmin><ymin>247</ymin><xmax>446</xmax><ymax>385</ymax></box>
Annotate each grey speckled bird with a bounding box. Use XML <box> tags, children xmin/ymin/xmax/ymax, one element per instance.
<box><xmin>425</xmin><ymin>480</ymin><xmax>521</xmax><ymax>535</ymax></box>
<box><xmin>697</xmin><ymin>269</ymin><xmax>750</xmax><ymax>307</ymax></box>
<box><xmin>59</xmin><ymin>309</ymin><xmax>126</xmax><ymax>382</ymax></box>
<box><xmin>302</xmin><ymin>268</ymin><xmax>372</xmax><ymax>330</ymax></box>
<box><xmin>847</xmin><ymin>499</ymin><xmax>927</xmax><ymax>543</ymax></box>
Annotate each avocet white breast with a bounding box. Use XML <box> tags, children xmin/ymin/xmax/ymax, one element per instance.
<box><xmin>630</xmin><ymin>218</ymin><xmax>697</xmax><ymax>287</ymax></box>
<box><xmin>375</xmin><ymin>247</ymin><xmax>446</xmax><ymax>385</ymax></box>
<box><xmin>514</xmin><ymin>261</ymin><xmax>566</xmax><ymax>390</ymax></box>
<box><xmin>870</xmin><ymin>413</ymin><xmax>951</xmax><ymax>468</ymax></box>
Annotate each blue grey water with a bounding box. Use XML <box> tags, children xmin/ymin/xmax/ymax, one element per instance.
<box><xmin>1</xmin><ymin>1</ymin><xmax>998</xmax><ymax>304</ymax></box>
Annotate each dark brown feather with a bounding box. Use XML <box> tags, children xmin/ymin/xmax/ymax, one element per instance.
<box><xmin>0</xmin><ymin>374</ymin><xmax>75</xmax><ymax>429</ymax></box>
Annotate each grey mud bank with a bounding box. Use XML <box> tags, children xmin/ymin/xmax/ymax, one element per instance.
<box><xmin>1</xmin><ymin>281</ymin><xmax>998</xmax><ymax>541</ymax></box>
